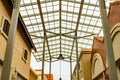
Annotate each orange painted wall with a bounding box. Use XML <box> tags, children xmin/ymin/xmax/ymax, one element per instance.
<box><xmin>29</xmin><ymin>68</ymin><xmax>38</xmax><ymax>80</ymax></box>
<box><xmin>45</xmin><ymin>74</ymin><xmax>54</xmax><ymax>80</ymax></box>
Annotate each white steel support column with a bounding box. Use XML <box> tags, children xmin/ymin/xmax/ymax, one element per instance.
<box><xmin>49</xmin><ymin>58</ymin><xmax>52</xmax><ymax>80</ymax></box>
<box><xmin>99</xmin><ymin>0</ymin><xmax>118</xmax><ymax>80</ymax></box>
<box><xmin>41</xmin><ymin>34</ymin><xmax>46</xmax><ymax>80</ymax></box>
<box><xmin>1</xmin><ymin>0</ymin><xmax>21</xmax><ymax>80</ymax></box>
<box><xmin>76</xmin><ymin>33</ymin><xmax>79</xmax><ymax>80</ymax></box>
<box><xmin>70</xmin><ymin>58</ymin><xmax>72</xmax><ymax>80</ymax></box>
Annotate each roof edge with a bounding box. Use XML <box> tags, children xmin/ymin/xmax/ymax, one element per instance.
<box><xmin>7</xmin><ymin>0</ymin><xmax>36</xmax><ymax>51</ymax></box>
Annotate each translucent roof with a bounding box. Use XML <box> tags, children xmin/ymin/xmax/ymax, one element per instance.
<box><xmin>20</xmin><ymin>0</ymin><xmax>115</xmax><ymax>62</ymax></box>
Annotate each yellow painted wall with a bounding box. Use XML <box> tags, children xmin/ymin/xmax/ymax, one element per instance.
<box><xmin>0</xmin><ymin>0</ymin><xmax>32</xmax><ymax>80</ymax></box>
<box><xmin>0</xmin><ymin>0</ymin><xmax>10</xmax><ymax>61</ymax></box>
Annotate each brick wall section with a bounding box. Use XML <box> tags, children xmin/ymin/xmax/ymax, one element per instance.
<box><xmin>108</xmin><ymin>1</ymin><xmax>120</xmax><ymax>30</ymax></box>
<box><xmin>92</xmin><ymin>36</ymin><xmax>106</xmax><ymax>66</ymax></box>
<box><xmin>92</xmin><ymin>36</ymin><xmax>109</xmax><ymax>80</ymax></box>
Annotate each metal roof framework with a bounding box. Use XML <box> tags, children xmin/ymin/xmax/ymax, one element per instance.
<box><xmin>20</xmin><ymin>0</ymin><xmax>114</xmax><ymax>62</ymax></box>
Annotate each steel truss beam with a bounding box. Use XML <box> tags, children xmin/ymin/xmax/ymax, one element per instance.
<box><xmin>31</xmin><ymin>31</ymin><xmax>96</xmax><ymax>40</ymax></box>
<box><xmin>70</xmin><ymin>0</ymin><xmax>84</xmax><ymax>58</ymax></box>
<box><xmin>37</xmin><ymin>0</ymin><xmax>51</xmax><ymax>58</ymax></box>
<box><xmin>22</xmin><ymin>10</ymin><xmax>99</xmax><ymax>19</ymax></box>
<box><xmin>20</xmin><ymin>0</ymin><xmax>100</xmax><ymax>8</ymax></box>
<box><xmin>26</xmin><ymin>19</ymin><xmax>101</xmax><ymax>28</ymax></box>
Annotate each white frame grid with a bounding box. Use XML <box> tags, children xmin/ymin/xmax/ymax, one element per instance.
<box><xmin>20</xmin><ymin>0</ymin><xmax>115</xmax><ymax>62</ymax></box>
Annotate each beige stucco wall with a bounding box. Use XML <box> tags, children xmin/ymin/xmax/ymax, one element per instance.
<box><xmin>80</xmin><ymin>53</ymin><xmax>92</xmax><ymax>80</ymax></box>
<box><xmin>0</xmin><ymin>0</ymin><xmax>10</xmax><ymax>20</ymax></box>
<box><xmin>0</xmin><ymin>0</ymin><xmax>11</xmax><ymax>61</ymax></box>
<box><xmin>92</xmin><ymin>53</ymin><xmax>105</xmax><ymax>79</ymax></box>
<box><xmin>113</xmin><ymin>31</ymin><xmax>120</xmax><ymax>60</ymax></box>
<box><xmin>72</xmin><ymin>49</ymin><xmax>92</xmax><ymax>80</ymax></box>
<box><xmin>111</xmin><ymin>24</ymin><xmax>120</xmax><ymax>80</ymax></box>
<box><xmin>11</xmin><ymin>29</ymin><xmax>31</xmax><ymax>79</ymax></box>
<box><xmin>0</xmin><ymin>0</ymin><xmax>32</xmax><ymax>79</ymax></box>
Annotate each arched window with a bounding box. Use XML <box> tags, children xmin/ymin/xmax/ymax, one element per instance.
<box><xmin>92</xmin><ymin>53</ymin><xmax>105</xmax><ymax>80</ymax></box>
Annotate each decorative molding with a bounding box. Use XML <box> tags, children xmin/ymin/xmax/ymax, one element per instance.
<box><xmin>92</xmin><ymin>53</ymin><xmax>105</xmax><ymax>79</ymax></box>
<box><xmin>111</xmin><ymin>23</ymin><xmax>120</xmax><ymax>40</ymax></box>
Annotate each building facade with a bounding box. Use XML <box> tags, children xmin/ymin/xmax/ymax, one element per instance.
<box><xmin>109</xmin><ymin>1</ymin><xmax>120</xmax><ymax>79</ymax></box>
<box><xmin>72</xmin><ymin>48</ymin><xmax>92</xmax><ymax>80</ymax></box>
<box><xmin>73</xmin><ymin>1</ymin><xmax>120</xmax><ymax>80</ymax></box>
<box><xmin>29</xmin><ymin>69</ymin><xmax>53</xmax><ymax>80</ymax></box>
<box><xmin>91</xmin><ymin>36</ymin><xmax>108</xmax><ymax>80</ymax></box>
<box><xmin>0</xmin><ymin>0</ymin><xmax>36</xmax><ymax>79</ymax></box>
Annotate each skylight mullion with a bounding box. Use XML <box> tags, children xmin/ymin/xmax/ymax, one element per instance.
<box><xmin>84</xmin><ymin>0</ymin><xmax>100</xmax><ymax>38</ymax></box>
<box><xmin>22</xmin><ymin>0</ymin><xmax>43</xmax><ymax>45</ymax></box>
<box><xmin>81</xmin><ymin>4</ymin><xmax>96</xmax><ymax>37</ymax></box>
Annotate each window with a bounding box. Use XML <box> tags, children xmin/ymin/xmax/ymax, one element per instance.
<box><xmin>23</xmin><ymin>49</ymin><xmax>28</xmax><ymax>62</ymax></box>
<box><xmin>3</xmin><ymin>19</ymin><xmax>10</xmax><ymax>36</ymax></box>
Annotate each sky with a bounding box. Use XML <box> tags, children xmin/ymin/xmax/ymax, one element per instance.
<box><xmin>30</xmin><ymin>54</ymin><xmax>76</xmax><ymax>80</ymax></box>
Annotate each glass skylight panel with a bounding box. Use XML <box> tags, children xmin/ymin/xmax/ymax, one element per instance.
<box><xmin>26</xmin><ymin>5</ymin><xmax>32</xmax><ymax>10</ymax></box>
<box><xmin>20</xmin><ymin>11</ymin><xmax>28</xmax><ymax>16</ymax></box>
<box><xmin>88</xmin><ymin>5</ymin><xmax>95</xmax><ymax>10</ymax></box>
<box><xmin>90</xmin><ymin>20</ymin><xmax>96</xmax><ymax>25</ymax></box>
<box><xmin>33</xmin><ymin>4</ymin><xmax>38</xmax><ymax>8</ymax></box>
<box><xmin>47</xmin><ymin>6</ymin><xmax>53</xmax><ymax>12</ymax></box>
<box><xmin>20</xmin><ymin>0</ymin><xmax>116</xmax><ymax>62</ymax></box>
<box><xmin>87</xmin><ymin>9</ymin><xmax>94</xmax><ymax>15</ymax></box>
<box><xmin>53</xmin><ymin>1</ymin><xmax>59</xmax><ymax>5</ymax></box>
<box><xmin>93</xmin><ymin>11</ymin><xmax>100</xmax><ymax>16</ymax></box>
<box><xmin>42</xmin><ymin>7</ymin><xmax>47</xmax><ymax>12</ymax></box>
<box><xmin>93</xmin><ymin>28</ymin><xmax>100</xmax><ymax>33</ymax></box>
<box><xmin>72</xmin><ymin>16</ymin><xmax>78</xmax><ymax>22</ymax></box>
<box><xmin>23</xmin><ymin>0</ymin><xmax>31</xmax><ymax>4</ymax></box>
<box><xmin>48</xmin><ymin>13</ymin><xmax>54</xmax><ymax>17</ymax></box>
<box><xmin>53</xmin><ymin>5</ymin><xmax>59</xmax><ymax>11</ymax></box>
<box><xmin>20</xmin><ymin>7</ymin><xmax>26</xmax><ymax>11</ymax></box>
<box><xmin>62</xmin><ymin>5</ymin><xmax>67</xmax><ymax>11</ymax></box>
<box><xmin>46</xmin><ymin>2</ymin><xmax>52</xmax><ymax>6</ymax></box>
